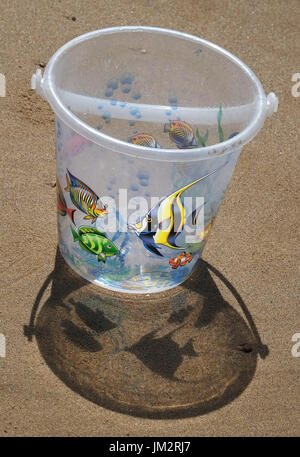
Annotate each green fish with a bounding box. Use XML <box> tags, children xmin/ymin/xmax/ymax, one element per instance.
<box><xmin>71</xmin><ymin>226</ymin><xmax>119</xmax><ymax>262</ymax></box>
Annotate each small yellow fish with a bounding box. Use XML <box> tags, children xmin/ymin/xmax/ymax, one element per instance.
<box><xmin>128</xmin><ymin>133</ymin><xmax>161</xmax><ymax>148</ymax></box>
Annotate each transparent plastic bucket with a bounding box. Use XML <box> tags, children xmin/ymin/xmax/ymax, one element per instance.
<box><xmin>32</xmin><ymin>26</ymin><xmax>278</xmax><ymax>294</ymax></box>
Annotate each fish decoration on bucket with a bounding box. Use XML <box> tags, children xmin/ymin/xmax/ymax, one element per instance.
<box><xmin>167</xmin><ymin>218</ymin><xmax>215</xmax><ymax>269</ymax></box>
<box><xmin>71</xmin><ymin>226</ymin><xmax>119</xmax><ymax>262</ymax></box>
<box><xmin>57</xmin><ymin>177</ymin><xmax>75</xmax><ymax>224</ymax></box>
<box><xmin>128</xmin><ymin>167</ymin><xmax>223</xmax><ymax>268</ymax></box>
<box><xmin>169</xmin><ymin>252</ymin><xmax>193</xmax><ymax>269</ymax></box>
<box><xmin>164</xmin><ymin>106</ymin><xmax>233</xmax><ymax>149</ymax></box>
<box><xmin>66</xmin><ymin>133</ymin><xmax>92</xmax><ymax>155</ymax></box>
<box><xmin>128</xmin><ymin>133</ymin><xmax>161</xmax><ymax>148</ymax></box>
<box><xmin>60</xmin><ymin>96</ymin><xmax>232</xmax><ymax>274</ymax></box>
<box><xmin>164</xmin><ymin>120</ymin><xmax>198</xmax><ymax>149</ymax></box>
<box><xmin>65</xmin><ymin>169</ymin><xmax>107</xmax><ymax>223</ymax></box>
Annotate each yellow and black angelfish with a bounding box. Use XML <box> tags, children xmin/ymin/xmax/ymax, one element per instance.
<box><xmin>128</xmin><ymin>168</ymin><xmax>221</xmax><ymax>257</ymax></box>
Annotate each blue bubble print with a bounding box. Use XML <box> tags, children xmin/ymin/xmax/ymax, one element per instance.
<box><xmin>228</xmin><ymin>132</ymin><xmax>239</xmax><ymax>139</ymax></box>
<box><xmin>139</xmin><ymin>179</ymin><xmax>149</xmax><ymax>187</ymax></box>
<box><xmin>137</xmin><ymin>171</ymin><xmax>149</xmax><ymax>180</ymax></box>
<box><xmin>102</xmin><ymin>111</ymin><xmax>111</xmax><ymax>120</ymax></box>
<box><xmin>122</xmin><ymin>85</ymin><xmax>131</xmax><ymax>94</ymax></box>
<box><xmin>130</xmin><ymin>107</ymin><xmax>139</xmax><ymax>116</ymax></box>
<box><xmin>120</xmin><ymin>73</ymin><xmax>135</xmax><ymax>84</ymax></box>
<box><xmin>107</xmin><ymin>78</ymin><xmax>119</xmax><ymax>90</ymax></box>
<box><xmin>132</xmin><ymin>91</ymin><xmax>141</xmax><ymax>100</ymax></box>
<box><xmin>130</xmin><ymin>184</ymin><xmax>139</xmax><ymax>192</ymax></box>
<box><xmin>168</xmin><ymin>96</ymin><xmax>178</xmax><ymax>105</ymax></box>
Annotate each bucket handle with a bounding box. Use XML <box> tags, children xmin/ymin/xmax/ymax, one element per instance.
<box><xmin>31</xmin><ymin>68</ymin><xmax>278</xmax><ymax>124</ymax></box>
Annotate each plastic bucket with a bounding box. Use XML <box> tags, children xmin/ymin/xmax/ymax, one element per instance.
<box><xmin>32</xmin><ymin>26</ymin><xmax>278</xmax><ymax>294</ymax></box>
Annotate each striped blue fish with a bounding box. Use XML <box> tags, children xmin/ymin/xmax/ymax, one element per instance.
<box><xmin>65</xmin><ymin>169</ymin><xmax>107</xmax><ymax>223</ymax></box>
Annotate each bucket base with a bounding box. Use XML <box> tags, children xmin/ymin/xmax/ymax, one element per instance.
<box><xmin>35</xmin><ymin>249</ymin><xmax>257</xmax><ymax>418</ymax></box>
<box><xmin>59</xmin><ymin>243</ymin><xmax>194</xmax><ymax>295</ymax></box>
<box><xmin>59</xmin><ymin>242</ymin><xmax>199</xmax><ymax>295</ymax></box>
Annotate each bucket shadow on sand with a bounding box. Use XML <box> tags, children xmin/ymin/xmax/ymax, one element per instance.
<box><xmin>24</xmin><ymin>247</ymin><xmax>268</xmax><ymax>419</ymax></box>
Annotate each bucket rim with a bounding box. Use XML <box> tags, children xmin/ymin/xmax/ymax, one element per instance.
<box><xmin>42</xmin><ymin>26</ymin><xmax>268</xmax><ymax>162</ymax></box>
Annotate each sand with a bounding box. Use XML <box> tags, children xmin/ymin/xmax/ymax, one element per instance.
<box><xmin>0</xmin><ymin>0</ymin><xmax>299</xmax><ymax>436</ymax></box>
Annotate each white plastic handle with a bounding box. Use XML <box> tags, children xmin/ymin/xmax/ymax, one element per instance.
<box><xmin>31</xmin><ymin>68</ymin><xmax>278</xmax><ymax>124</ymax></box>
<box><xmin>56</xmin><ymin>89</ymin><xmax>260</xmax><ymax>125</ymax></box>
<box><xmin>266</xmin><ymin>92</ymin><xmax>278</xmax><ymax>117</ymax></box>
<box><xmin>31</xmin><ymin>69</ymin><xmax>47</xmax><ymax>100</ymax></box>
